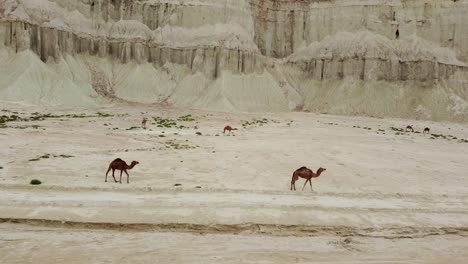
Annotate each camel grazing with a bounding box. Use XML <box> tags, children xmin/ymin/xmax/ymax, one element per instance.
<box><xmin>223</xmin><ymin>125</ymin><xmax>238</xmax><ymax>133</ymax></box>
<box><xmin>405</xmin><ymin>125</ymin><xmax>414</xmax><ymax>132</ymax></box>
<box><xmin>423</xmin><ymin>127</ymin><xmax>430</xmax><ymax>134</ymax></box>
<box><xmin>290</xmin><ymin>166</ymin><xmax>326</xmax><ymax>192</ymax></box>
<box><xmin>141</xmin><ymin>117</ymin><xmax>149</xmax><ymax>129</ymax></box>
<box><xmin>105</xmin><ymin>158</ymin><xmax>139</xmax><ymax>184</ymax></box>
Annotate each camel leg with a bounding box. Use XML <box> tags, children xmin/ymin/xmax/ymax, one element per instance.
<box><xmin>124</xmin><ymin>170</ymin><xmax>130</xmax><ymax>184</ymax></box>
<box><xmin>309</xmin><ymin>179</ymin><xmax>314</xmax><ymax>192</ymax></box>
<box><xmin>119</xmin><ymin>170</ymin><xmax>123</xmax><ymax>184</ymax></box>
<box><xmin>111</xmin><ymin>169</ymin><xmax>117</xmax><ymax>183</ymax></box>
<box><xmin>291</xmin><ymin>175</ymin><xmax>297</xmax><ymax>191</ymax></box>
<box><xmin>302</xmin><ymin>179</ymin><xmax>309</xmax><ymax>191</ymax></box>
<box><xmin>105</xmin><ymin>167</ymin><xmax>111</xmax><ymax>182</ymax></box>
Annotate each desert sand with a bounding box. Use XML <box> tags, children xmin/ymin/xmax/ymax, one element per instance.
<box><xmin>1</xmin><ymin>101</ymin><xmax>468</xmax><ymax>263</ymax></box>
<box><xmin>1</xmin><ymin>0</ymin><xmax>468</xmax><ymax>262</ymax></box>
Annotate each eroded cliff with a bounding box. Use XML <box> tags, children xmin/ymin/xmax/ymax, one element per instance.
<box><xmin>0</xmin><ymin>0</ymin><xmax>467</xmax><ymax>121</ymax></box>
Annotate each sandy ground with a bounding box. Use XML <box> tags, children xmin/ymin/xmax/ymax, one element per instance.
<box><xmin>1</xmin><ymin>223</ymin><xmax>468</xmax><ymax>264</ymax></box>
<box><xmin>1</xmin><ymin>101</ymin><xmax>468</xmax><ymax>263</ymax></box>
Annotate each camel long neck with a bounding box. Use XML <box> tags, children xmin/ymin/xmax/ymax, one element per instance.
<box><xmin>127</xmin><ymin>163</ymin><xmax>136</xmax><ymax>169</ymax></box>
<box><xmin>314</xmin><ymin>170</ymin><xmax>323</xmax><ymax>177</ymax></box>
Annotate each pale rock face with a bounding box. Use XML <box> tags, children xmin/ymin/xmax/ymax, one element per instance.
<box><xmin>0</xmin><ymin>0</ymin><xmax>467</xmax><ymax>121</ymax></box>
<box><xmin>251</xmin><ymin>0</ymin><xmax>468</xmax><ymax>61</ymax></box>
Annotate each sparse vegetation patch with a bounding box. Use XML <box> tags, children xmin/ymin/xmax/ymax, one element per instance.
<box><xmin>29</xmin><ymin>154</ymin><xmax>74</xmax><ymax>162</ymax></box>
<box><xmin>1</xmin><ymin>111</ymin><xmax>115</xmax><ymax>128</ymax></box>
<box><xmin>177</xmin><ymin>114</ymin><xmax>195</xmax><ymax>122</ymax></box>
<box><xmin>164</xmin><ymin>140</ymin><xmax>198</xmax><ymax>150</ymax></box>
<box><xmin>390</xmin><ymin>127</ymin><xmax>404</xmax><ymax>132</ymax></box>
<box><xmin>151</xmin><ymin>115</ymin><xmax>197</xmax><ymax>129</ymax></box>
<box><xmin>241</xmin><ymin>118</ymin><xmax>277</xmax><ymax>128</ymax></box>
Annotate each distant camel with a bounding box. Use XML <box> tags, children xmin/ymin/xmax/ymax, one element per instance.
<box><xmin>290</xmin><ymin>166</ymin><xmax>326</xmax><ymax>192</ymax></box>
<box><xmin>142</xmin><ymin>117</ymin><xmax>149</xmax><ymax>129</ymax></box>
<box><xmin>423</xmin><ymin>127</ymin><xmax>430</xmax><ymax>134</ymax></box>
<box><xmin>406</xmin><ymin>125</ymin><xmax>414</xmax><ymax>132</ymax></box>
<box><xmin>223</xmin><ymin>125</ymin><xmax>238</xmax><ymax>133</ymax></box>
<box><xmin>105</xmin><ymin>158</ymin><xmax>139</xmax><ymax>184</ymax></box>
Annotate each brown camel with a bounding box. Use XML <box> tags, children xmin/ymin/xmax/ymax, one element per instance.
<box><xmin>105</xmin><ymin>158</ymin><xmax>139</xmax><ymax>184</ymax></box>
<box><xmin>423</xmin><ymin>127</ymin><xmax>430</xmax><ymax>134</ymax></box>
<box><xmin>290</xmin><ymin>166</ymin><xmax>326</xmax><ymax>192</ymax></box>
<box><xmin>223</xmin><ymin>125</ymin><xmax>238</xmax><ymax>133</ymax></box>
<box><xmin>405</xmin><ymin>125</ymin><xmax>414</xmax><ymax>132</ymax></box>
<box><xmin>141</xmin><ymin>117</ymin><xmax>149</xmax><ymax>129</ymax></box>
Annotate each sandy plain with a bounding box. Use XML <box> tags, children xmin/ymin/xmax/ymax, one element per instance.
<box><xmin>1</xmin><ymin>101</ymin><xmax>468</xmax><ymax>263</ymax></box>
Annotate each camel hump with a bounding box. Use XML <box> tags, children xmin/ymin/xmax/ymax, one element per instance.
<box><xmin>297</xmin><ymin>166</ymin><xmax>308</xmax><ymax>171</ymax></box>
<box><xmin>113</xmin><ymin>158</ymin><xmax>123</xmax><ymax>162</ymax></box>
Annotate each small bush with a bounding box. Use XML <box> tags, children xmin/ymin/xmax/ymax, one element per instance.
<box><xmin>391</xmin><ymin>127</ymin><xmax>404</xmax><ymax>132</ymax></box>
<box><xmin>177</xmin><ymin>114</ymin><xmax>195</xmax><ymax>122</ymax></box>
<box><xmin>195</xmin><ymin>132</ymin><xmax>202</xmax><ymax>136</ymax></box>
<box><xmin>30</xmin><ymin>179</ymin><xmax>42</xmax><ymax>185</ymax></box>
<box><xmin>58</xmin><ymin>154</ymin><xmax>74</xmax><ymax>158</ymax></box>
<box><xmin>96</xmin><ymin>112</ymin><xmax>113</xmax><ymax>117</ymax></box>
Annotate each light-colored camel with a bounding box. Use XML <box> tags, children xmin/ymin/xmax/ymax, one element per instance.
<box><xmin>223</xmin><ymin>125</ymin><xmax>238</xmax><ymax>133</ymax></box>
<box><xmin>423</xmin><ymin>127</ymin><xmax>430</xmax><ymax>134</ymax></box>
<box><xmin>290</xmin><ymin>166</ymin><xmax>326</xmax><ymax>192</ymax></box>
<box><xmin>105</xmin><ymin>158</ymin><xmax>139</xmax><ymax>184</ymax></box>
<box><xmin>406</xmin><ymin>125</ymin><xmax>414</xmax><ymax>132</ymax></box>
<box><xmin>141</xmin><ymin>117</ymin><xmax>149</xmax><ymax>129</ymax></box>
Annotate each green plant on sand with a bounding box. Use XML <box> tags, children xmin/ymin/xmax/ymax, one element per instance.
<box><xmin>30</xmin><ymin>179</ymin><xmax>42</xmax><ymax>185</ymax></box>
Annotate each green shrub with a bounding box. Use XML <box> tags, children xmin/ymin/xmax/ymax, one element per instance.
<box><xmin>30</xmin><ymin>179</ymin><xmax>42</xmax><ymax>185</ymax></box>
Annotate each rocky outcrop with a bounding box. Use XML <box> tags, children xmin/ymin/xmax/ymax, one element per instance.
<box><xmin>251</xmin><ymin>0</ymin><xmax>468</xmax><ymax>61</ymax></box>
<box><xmin>1</xmin><ymin>20</ymin><xmax>265</xmax><ymax>77</ymax></box>
<box><xmin>287</xmin><ymin>58</ymin><xmax>464</xmax><ymax>82</ymax></box>
<box><xmin>286</xmin><ymin>31</ymin><xmax>467</xmax><ymax>82</ymax></box>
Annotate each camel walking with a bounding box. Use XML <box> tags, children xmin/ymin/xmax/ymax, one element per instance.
<box><xmin>406</xmin><ymin>125</ymin><xmax>414</xmax><ymax>132</ymax></box>
<box><xmin>105</xmin><ymin>158</ymin><xmax>139</xmax><ymax>184</ymax></box>
<box><xmin>423</xmin><ymin>127</ymin><xmax>430</xmax><ymax>134</ymax></box>
<box><xmin>291</xmin><ymin>167</ymin><xmax>326</xmax><ymax>192</ymax></box>
<box><xmin>223</xmin><ymin>125</ymin><xmax>238</xmax><ymax>133</ymax></box>
<box><xmin>142</xmin><ymin>117</ymin><xmax>149</xmax><ymax>129</ymax></box>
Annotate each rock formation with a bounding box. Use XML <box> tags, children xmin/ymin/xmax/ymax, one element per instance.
<box><xmin>0</xmin><ymin>0</ymin><xmax>467</xmax><ymax>121</ymax></box>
